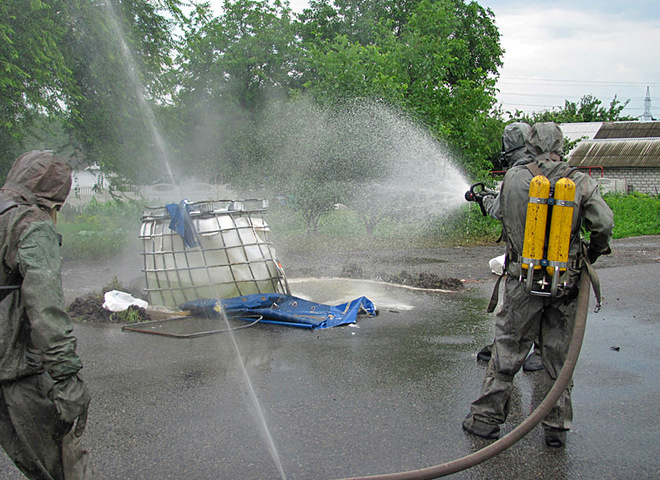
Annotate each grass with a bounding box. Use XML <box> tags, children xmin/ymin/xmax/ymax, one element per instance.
<box><xmin>57</xmin><ymin>192</ymin><xmax>659</xmax><ymax>262</ymax></box>
<box><xmin>603</xmin><ymin>192</ymin><xmax>660</xmax><ymax>239</ymax></box>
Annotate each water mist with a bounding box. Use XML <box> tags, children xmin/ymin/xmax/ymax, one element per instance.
<box><xmin>261</xmin><ymin>98</ymin><xmax>471</xmax><ymax>241</ymax></box>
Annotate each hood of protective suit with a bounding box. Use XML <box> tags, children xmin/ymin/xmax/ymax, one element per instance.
<box><xmin>502</xmin><ymin>122</ymin><xmax>531</xmax><ymax>166</ymax></box>
<box><xmin>525</xmin><ymin>122</ymin><xmax>564</xmax><ymax>161</ymax></box>
<box><xmin>1</xmin><ymin>151</ymin><xmax>72</xmax><ymax>209</ymax></box>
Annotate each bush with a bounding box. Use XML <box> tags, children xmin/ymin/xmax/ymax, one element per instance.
<box><xmin>58</xmin><ymin>199</ymin><xmax>144</xmax><ymax>261</ymax></box>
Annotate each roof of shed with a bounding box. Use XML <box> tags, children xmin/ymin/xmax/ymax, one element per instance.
<box><xmin>568</xmin><ymin>137</ymin><xmax>660</xmax><ymax>168</ymax></box>
<box><xmin>559</xmin><ymin>122</ymin><xmax>603</xmax><ymax>142</ymax></box>
<box><xmin>594</xmin><ymin>121</ymin><xmax>660</xmax><ymax>139</ymax></box>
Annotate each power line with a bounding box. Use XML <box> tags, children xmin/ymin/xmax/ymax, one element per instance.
<box><xmin>500</xmin><ymin>101</ymin><xmax>644</xmax><ymax>110</ymax></box>
<box><xmin>497</xmin><ymin>101</ymin><xmax>645</xmax><ymax>113</ymax></box>
<box><xmin>498</xmin><ymin>92</ymin><xmax>646</xmax><ymax>100</ymax></box>
<box><xmin>498</xmin><ymin>76</ymin><xmax>660</xmax><ymax>86</ymax></box>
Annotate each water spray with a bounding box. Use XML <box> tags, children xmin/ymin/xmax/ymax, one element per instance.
<box><xmin>102</xmin><ymin>2</ymin><xmax>286</xmax><ymax>475</ymax></box>
<box><xmin>101</xmin><ymin>0</ymin><xmax>176</xmax><ymax>184</ymax></box>
<box><xmin>180</xmin><ymin>203</ymin><xmax>289</xmax><ymax>480</ymax></box>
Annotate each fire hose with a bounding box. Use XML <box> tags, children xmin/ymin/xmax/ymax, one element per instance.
<box><xmin>334</xmin><ymin>267</ymin><xmax>592</xmax><ymax>480</ymax></box>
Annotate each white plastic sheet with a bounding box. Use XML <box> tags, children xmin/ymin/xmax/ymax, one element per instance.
<box><xmin>102</xmin><ymin>290</ymin><xmax>148</xmax><ymax>312</ymax></box>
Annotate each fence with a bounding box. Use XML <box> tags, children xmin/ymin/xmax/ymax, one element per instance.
<box><xmin>66</xmin><ymin>183</ymin><xmax>236</xmax><ymax>211</ymax></box>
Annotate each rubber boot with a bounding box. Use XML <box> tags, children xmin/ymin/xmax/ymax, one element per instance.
<box><xmin>523</xmin><ymin>349</ymin><xmax>543</xmax><ymax>372</ymax></box>
<box><xmin>544</xmin><ymin>428</ymin><xmax>567</xmax><ymax>447</ymax></box>
<box><xmin>462</xmin><ymin>416</ymin><xmax>500</xmax><ymax>440</ymax></box>
<box><xmin>477</xmin><ymin>344</ymin><xmax>492</xmax><ymax>363</ymax></box>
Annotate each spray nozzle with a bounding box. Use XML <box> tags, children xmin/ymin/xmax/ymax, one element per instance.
<box><xmin>465</xmin><ymin>183</ymin><xmax>495</xmax><ymax>216</ymax></box>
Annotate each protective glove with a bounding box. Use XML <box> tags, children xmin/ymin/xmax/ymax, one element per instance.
<box><xmin>52</xmin><ymin>374</ymin><xmax>91</xmax><ymax>437</ymax></box>
<box><xmin>587</xmin><ymin>245</ymin><xmax>611</xmax><ymax>265</ymax></box>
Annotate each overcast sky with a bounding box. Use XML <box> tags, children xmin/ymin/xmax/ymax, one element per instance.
<box><xmin>209</xmin><ymin>0</ymin><xmax>660</xmax><ymax>118</ymax></box>
<box><xmin>480</xmin><ymin>0</ymin><xmax>659</xmax><ymax>118</ymax></box>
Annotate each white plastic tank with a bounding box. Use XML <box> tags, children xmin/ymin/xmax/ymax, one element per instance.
<box><xmin>140</xmin><ymin>199</ymin><xmax>289</xmax><ymax>307</ymax></box>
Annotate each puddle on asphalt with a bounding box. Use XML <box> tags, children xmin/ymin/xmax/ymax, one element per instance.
<box><xmin>287</xmin><ymin>277</ymin><xmax>456</xmax><ymax>311</ymax></box>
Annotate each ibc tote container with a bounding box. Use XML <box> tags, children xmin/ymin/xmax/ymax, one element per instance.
<box><xmin>140</xmin><ymin>199</ymin><xmax>289</xmax><ymax>307</ymax></box>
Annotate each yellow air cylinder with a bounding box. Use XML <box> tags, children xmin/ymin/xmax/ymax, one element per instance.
<box><xmin>546</xmin><ymin>177</ymin><xmax>576</xmax><ymax>276</ymax></box>
<box><xmin>522</xmin><ymin>175</ymin><xmax>551</xmax><ymax>270</ymax></box>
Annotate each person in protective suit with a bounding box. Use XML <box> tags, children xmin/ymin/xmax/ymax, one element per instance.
<box><xmin>477</xmin><ymin>122</ymin><xmax>543</xmax><ymax>372</ymax></box>
<box><xmin>462</xmin><ymin>123</ymin><xmax>613</xmax><ymax>447</ymax></box>
<box><xmin>0</xmin><ymin>151</ymin><xmax>93</xmax><ymax>479</ymax></box>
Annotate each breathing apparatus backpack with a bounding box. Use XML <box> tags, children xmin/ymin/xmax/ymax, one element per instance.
<box><xmin>520</xmin><ymin>162</ymin><xmax>578</xmax><ymax>298</ymax></box>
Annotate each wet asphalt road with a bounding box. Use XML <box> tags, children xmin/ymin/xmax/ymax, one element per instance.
<box><xmin>0</xmin><ymin>262</ymin><xmax>658</xmax><ymax>480</ymax></box>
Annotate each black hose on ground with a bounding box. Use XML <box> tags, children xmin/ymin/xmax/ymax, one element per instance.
<box><xmin>335</xmin><ymin>268</ymin><xmax>592</xmax><ymax>480</ymax></box>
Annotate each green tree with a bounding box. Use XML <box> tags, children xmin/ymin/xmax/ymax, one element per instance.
<box><xmin>297</xmin><ymin>0</ymin><xmax>421</xmax><ymax>45</ymax></box>
<box><xmin>297</xmin><ymin>0</ymin><xmax>504</xmax><ymax>179</ymax></box>
<box><xmin>172</xmin><ymin>0</ymin><xmax>302</xmax><ymax>181</ymax></box>
<box><xmin>512</xmin><ymin>94</ymin><xmax>634</xmax><ymax>124</ymax></box>
<box><xmin>172</xmin><ymin>0</ymin><xmax>505</xmax><ymax>232</ymax></box>
<box><xmin>0</xmin><ymin>0</ymin><xmax>76</xmax><ymax>175</ymax></box>
<box><xmin>395</xmin><ymin>0</ymin><xmax>503</xmax><ymax>176</ymax></box>
<box><xmin>0</xmin><ymin>0</ymin><xmax>186</xmax><ymax>183</ymax></box>
<box><xmin>63</xmin><ymin>0</ymin><xmax>183</xmax><ymax>184</ymax></box>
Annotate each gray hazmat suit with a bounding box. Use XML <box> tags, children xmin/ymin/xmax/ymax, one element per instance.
<box><xmin>0</xmin><ymin>151</ymin><xmax>93</xmax><ymax>479</ymax></box>
<box><xmin>463</xmin><ymin>123</ymin><xmax>613</xmax><ymax>444</ymax></box>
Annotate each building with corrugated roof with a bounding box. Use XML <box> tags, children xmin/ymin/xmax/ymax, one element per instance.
<box><xmin>561</xmin><ymin>121</ymin><xmax>660</xmax><ymax>195</ymax></box>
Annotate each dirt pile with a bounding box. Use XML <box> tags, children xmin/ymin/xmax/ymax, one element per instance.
<box><xmin>68</xmin><ymin>295</ymin><xmax>111</xmax><ymax>323</ymax></box>
<box><xmin>384</xmin><ymin>271</ymin><xmax>464</xmax><ymax>290</ymax></box>
<box><xmin>67</xmin><ymin>295</ymin><xmax>151</xmax><ymax>324</ymax></box>
<box><xmin>339</xmin><ymin>262</ymin><xmax>464</xmax><ymax>290</ymax></box>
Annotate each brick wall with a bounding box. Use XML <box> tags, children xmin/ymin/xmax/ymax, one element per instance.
<box><xmin>603</xmin><ymin>167</ymin><xmax>660</xmax><ymax>195</ymax></box>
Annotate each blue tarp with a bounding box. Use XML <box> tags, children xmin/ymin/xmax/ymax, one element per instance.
<box><xmin>166</xmin><ymin>200</ymin><xmax>199</xmax><ymax>248</ymax></box>
<box><xmin>180</xmin><ymin>293</ymin><xmax>378</xmax><ymax>329</ymax></box>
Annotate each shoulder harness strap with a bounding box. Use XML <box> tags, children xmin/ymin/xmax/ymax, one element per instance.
<box><xmin>525</xmin><ymin>162</ymin><xmax>544</xmax><ymax>178</ymax></box>
<box><xmin>487</xmin><ymin>270</ymin><xmax>506</xmax><ymax>313</ymax></box>
<box><xmin>0</xmin><ymin>200</ymin><xmax>18</xmax><ymax>215</ymax></box>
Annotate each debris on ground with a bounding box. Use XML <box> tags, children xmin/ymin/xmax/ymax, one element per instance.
<box><xmin>339</xmin><ymin>263</ymin><xmax>463</xmax><ymax>291</ymax></box>
<box><xmin>384</xmin><ymin>271</ymin><xmax>464</xmax><ymax>290</ymax></box>
<box><xmin>67</xmin><ymin>277</ymin><xmax>151</xmax><ymax>323</ymax></box>
<box><xmin>68</xmin><ymin>294</ymin><xmax>112</xmax><ymax>323</ymax></box>
<box><xmin>111</xmin><ymin>304</ymin><xmax>151</xmax><ymax>324</ymax></box>
<box><xmin>68</xmin><ymin>295</ymin><xmax>152</xmax><ymax>324</ymax></box>
<box><xmin>341</xmin><ymin>263</ymin><xmax>366</xmax><ymax>278</ymax></box>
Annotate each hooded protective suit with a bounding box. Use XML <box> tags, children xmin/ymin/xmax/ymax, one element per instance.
<box><xmin>483</xmin><ymin>122</ymin><xmax>531</xmax><ymax>220</ymax></box>
<box><xmin>501</xmin><ymin>122</ymin><xmax>531</xmax><ymax>168</ymax></box>
<box><xmin>0</xmin><ymin>151</ymin><xmax>92</xmax><ymax>479</ymax></box>
<box><xmin>463</xmin><ymin>123</ymin><xmax>613</xmax><ymax>446</ymax></box>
